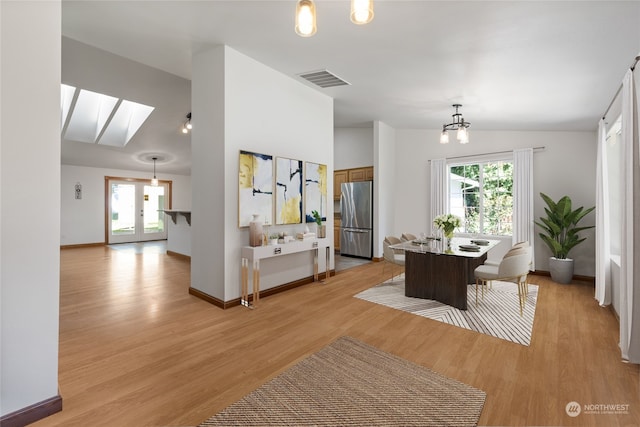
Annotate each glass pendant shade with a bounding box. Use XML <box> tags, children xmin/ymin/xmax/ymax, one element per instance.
<box><xmin>457</xmin><ymin>126</ymin><xmax>469</xmax><ymax>143</ymax></box>
<box><xmin>186</xmin><ymin>121</ymin><xmax>192</xmax><ymax>130</ymax></box>
<box><xmin>440</xmin><ymin>130</ymin><xmax>449</xmax><ymax>144</ymax></box>
<box><xmin>460</xmin><ymin>129</ymin><xmax>470</xmax><ymax>144</ymax></box>
<box><xmin>295</xmin><ymin>0</ymin><xmax>317</xmax><ymax>37</ymax></box>
<box><xmin>351</xmin><ymin>0</ymin><xmax>374</xmax><ymax>24</ymax></box>
<box><xmin>151</xmin><ymin>177</ymin><xmax>158</xmax><ymax>186</ymax></box>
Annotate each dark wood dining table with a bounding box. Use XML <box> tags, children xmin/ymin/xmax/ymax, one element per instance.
<box><xmin>390</xmin><ymin>238</ymin><xmax>499</xmax><ymax>310</ymax></box>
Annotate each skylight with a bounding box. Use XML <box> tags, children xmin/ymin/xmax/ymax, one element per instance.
<box><xmin>60</xmin><ymin>84</ymin><xmax>76</xmax><ymax>128</ymax></box>
<box><xmin>61</xmin><ymin>85</ymin><xmax>154</xmax><ymax>147</ymax></box>
<box><xmin>99</xmin><ymin>100</ymin><xmax>155</xmax><ymax>147</ymax></box>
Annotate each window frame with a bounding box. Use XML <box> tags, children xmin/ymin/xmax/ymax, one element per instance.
<box><xmin>448</xmin><ymin>153</ymin><xmax>513</xmax><ymax>237</ymax></box>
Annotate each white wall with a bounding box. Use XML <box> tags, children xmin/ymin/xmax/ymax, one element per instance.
<box><xmin>61</xmin><ymin>164</ymin><xmax>191</xmax><ymax>245</ymax></box>
<box><xmin>334</xmin><ymin>127</ymin><xmax>373</xmax><ymax>169</ymax></box>
<box><xmin>394</xmin><ymin>129</ymin><xmax>598</xmax><ymax>276</ymax></box>
<box><xmin>373</xmin><ymin>121</ymin><xmax>397</xmax><ymax>258</ymax></box>
<box><xmin>1</xmin><ymin>0</ymin><xmax>61</xmax><ymax>417</ymax></box>
<box><xmin>191</xmin><ymin>46</ymin><xmax>334</xmax><ymax>303</ymax></box>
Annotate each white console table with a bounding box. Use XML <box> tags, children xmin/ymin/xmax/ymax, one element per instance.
<box><xmin>240</xmin><ymin>239</ymin><xmax>331</xmax><ymax>308</ymax></box>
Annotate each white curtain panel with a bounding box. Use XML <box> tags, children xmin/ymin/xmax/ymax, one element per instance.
<box><xmin>595</xmin><ymin>119</ymin><xmax>612</xmax><ymax>306</ymax></box>
<box><xmin>430</xmin><ymin>158</ymin><xmax>448</xmax><ymax>227</ymax></box>
<box><xmin>619</xmin><ymin>68</ymin><xmax>640</xmax><ymax>363</ymax></box>
<box><xmin>512</xmin><ymin>148</ymin><xmax>535</xmax><ymax>270</ymax></box>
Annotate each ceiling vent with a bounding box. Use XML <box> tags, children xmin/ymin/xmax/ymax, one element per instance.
<box><xmin>298</xmin><ymin>70</ymin><xmax>350</xmax><ymax>88</ymax></box>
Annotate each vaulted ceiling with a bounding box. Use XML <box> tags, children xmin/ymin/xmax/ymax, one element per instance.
<box><xmin>61</xmin><ymin>1</ymin><xmax>640</xmax><ymax>175</ymax></box>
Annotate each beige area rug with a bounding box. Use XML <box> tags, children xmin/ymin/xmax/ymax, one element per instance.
<box><xmin>355</xmin><ymin>275</ymin><xmax>538</xmax><ymax>346</ymax></box>
<box><xmin>199</xmin><ymin>336</ymin><xmax>486</xmax><ymax>426</ymax></box>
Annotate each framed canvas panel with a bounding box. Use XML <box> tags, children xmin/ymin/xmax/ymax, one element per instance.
<box><xmin>238</xmin><ymin>150</ymin><xmax>273</xmax><ymax>227</ymax></box>
<box><xmin>305</xmin><ymin>162</ymin><xmax>328</xmax><ymax>222</ymax></box>
<box><xmin>275</xmin><ymin>157</ymin><xmax>303</xmax><ymax>224</ymax></box>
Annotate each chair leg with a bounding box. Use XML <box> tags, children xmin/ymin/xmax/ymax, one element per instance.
<box><xmin>517</xmin><ymin>277</ymin><xmax>524</xmax><ymax>316</ymax></box>
<box><xmin>475</xmin><ymin>278</ymin><xmax>479</xmax><ymax>306</ymax></box>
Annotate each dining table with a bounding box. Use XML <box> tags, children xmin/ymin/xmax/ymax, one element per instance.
<box><xmin>389</xmin><ymin>237</ymin><xmax>499</xmax><ymax>310</ymax></box>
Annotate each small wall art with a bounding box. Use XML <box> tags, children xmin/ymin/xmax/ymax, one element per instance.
<box><xmin>275</xmin><ymin>157</ymin><xmax>303</xmax><ymax>224</ymax></box>
<box><xmin>304</xmin><ymin>162</ymin><xmax>327</xmax><ymax>222</ymax></box>
<box><xmin>238</xmin><ymin>150</ymin><xmax>273</xmax><ymax>227</ymax></box>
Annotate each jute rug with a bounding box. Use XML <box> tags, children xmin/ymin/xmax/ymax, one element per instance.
<box><xmin>355</xmin><ymin>275</ymin><xmax>538</xmax><ymax>346</ymax></box>
<box><xmin>199</xmin><ymin>336</ymin><xmax>485</xmax><ymax>426</ymax></box>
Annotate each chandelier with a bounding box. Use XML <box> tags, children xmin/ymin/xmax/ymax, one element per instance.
<box><xmin>440</xmin><ymin>104</ymin><xmax>470</xmax><ymax>144</ymax></box>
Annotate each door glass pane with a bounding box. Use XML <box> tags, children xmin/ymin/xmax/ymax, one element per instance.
<box><xmin>143</xmin><ymin>185</ymin><xmax>165</xmax><ymax>234</ymax></box>
<box><xmin>111</xmin><ymin>184</ymin><xmax>136</xmax><ymax>235</ymax></box>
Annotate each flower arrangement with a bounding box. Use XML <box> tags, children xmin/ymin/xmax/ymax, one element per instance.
<box><xmin>433</xmin><ymin>213</ymin><xmax>461</xmax><ymax>239</ymax></box>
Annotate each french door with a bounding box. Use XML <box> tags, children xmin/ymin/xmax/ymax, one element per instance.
<box><xmin>107</xmin><ymin>179</ymin><xmax>169</xmax><ymax>244</ymax></box>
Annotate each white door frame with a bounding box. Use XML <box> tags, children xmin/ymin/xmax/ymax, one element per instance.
<box><xmin>105</xmin><ymin>176</ymin><xmax>172</xmax><ymax>244</ymax></box>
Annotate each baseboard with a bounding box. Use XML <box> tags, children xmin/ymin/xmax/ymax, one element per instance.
<box><xmin>530</xmin><ymin>270</ymin><xmax>595</xmax><ymax>285</ymax></box>
<box><xmin>0</xmin><ymin>394</ymin><xmax>62</xmax><ymax>427</ymax></box>
<box><xmin>166</xmin><ymin>250</ymin><xmax>191</xmax><ymax>260</ymax></box>
<box><xmin>372</xmin><ymin>256</ymin><xmax>383</xmax><ymax>263</ymax></box>
<box><xmin>189</xmin><ymin>287</ymin><xmax>229</xmax><ymax>309</ymax></box>
<box><xmin>189</xmin><ymin>270</ymin><xmax>335</xmax><ymax>309</ymax></box>
<box><xmin>60</xmin><ymin>242</ymin><xmax>104</xmax><ymax>249</ymax></box>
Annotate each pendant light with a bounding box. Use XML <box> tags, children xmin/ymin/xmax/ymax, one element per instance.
<box><xmin>351</xmin><ymin>0</ymin><xmax>374</xmax><ymax>25</ymax></box>
<box><xmin>151</xmin><ymin>156</ymin><xmax>158</xmax><ymax>186</ymax></box>
<box><xmin>439</xmin><ymin>104</ymin><xmax>471</xmax><ymax>144</ymax></box>
<box><xmin>295</xmin><ymin>0</ymin><xmax>317</xmax><ymax>37</ymax></box>
<box><xmin>182</xmin><ymin>112</ymin><xmax>192</xmax><ymax>134</ymax></box>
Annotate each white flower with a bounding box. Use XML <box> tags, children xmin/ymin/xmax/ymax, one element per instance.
<box><xmin>433</xmin><ymin>214</ymin><xmax>462</xmax><ymax>234</ymax></box>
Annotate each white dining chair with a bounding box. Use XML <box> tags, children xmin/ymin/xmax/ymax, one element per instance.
<box><xmin>382</xmin><ymin>236</ymin><xmax>405</xmax><ymax>281</ymax></box>
<box><xmin>474</xmin><ymin>247</ymin><xmax>532</xmax><ymax>316</ymax></box>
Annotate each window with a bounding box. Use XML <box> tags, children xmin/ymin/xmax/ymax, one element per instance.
<box><xmin>449</xmin><ymin>161</ymin><xmax>513</xmax><ymax>236</ymax></box>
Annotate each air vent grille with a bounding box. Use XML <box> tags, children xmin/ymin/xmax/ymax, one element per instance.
<box><xmin>298</xmin><ymin>70</ymin><xmax>350</xmax><ymax>88</ymax></box>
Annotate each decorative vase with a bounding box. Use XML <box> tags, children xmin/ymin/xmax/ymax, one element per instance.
<box><xmin>317</xmin><ymin>224</ymin><xmax>326</xmax><ymax>238</ymax></box>
<box><xmin>549</xmin><ymin>257</ymin><xmax>574</xmax><ymax>284</ymax></box>
<box><xmin>445</xmin><ymin>232</ymin><xmax>453</xmax><ymax>250</ymax></box>
<box><xmin>249</xmin><ymin>214</ymin><xmax>263</xmax><ymax>247</ymax></box>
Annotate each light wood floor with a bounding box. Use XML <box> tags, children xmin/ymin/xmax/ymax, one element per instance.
<box><xmin>32</xmin><ymin>245</ymin><xmax>639</xmax><ymax>427</ymax></box>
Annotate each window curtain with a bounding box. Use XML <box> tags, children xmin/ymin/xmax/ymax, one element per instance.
<box><xmin>430</xmin><ymin>158</ymin><xmax>448</xmax><ymax>228</ymax></box>
<box><xmin>595</xmin><ymin>118</ymin><xmax>612</xmax><ymax>306</ymax></box>
<box><xmin>619</xmin><ymin>68</ymin><xmax>640</xmax><ymax>363</ymax></box>
<box><xmin>513</xmin><ymin>148</ymin><xmax>535</xmax><ymax>270</ymax></box>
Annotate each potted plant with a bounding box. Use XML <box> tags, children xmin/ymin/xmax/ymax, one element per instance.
<box><xmin>311</xmin><ymin>210</ymin><xmax>326</xmax><ymax>238</ymax></box>
<box><xmin>534</xmin><ymin>192</ymin><xmax>595</xmax><ymax>284</ymax></box>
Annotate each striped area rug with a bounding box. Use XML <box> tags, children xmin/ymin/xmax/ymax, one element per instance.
<box><xmin>199</xmin><ymin>336</ymin><xmax>485</xmax><ymax>426</ymax></box>
<box><xmin>355</xmin><ymin>275</ymin><xmax>538</xmax><ymax>346</ymax></box>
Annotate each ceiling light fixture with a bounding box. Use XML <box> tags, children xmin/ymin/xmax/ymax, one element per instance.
<box><xmin>440</xmin><ymin>104</ymin><xmax>470</xmax><ymax>144</ymax></box>
<box><xmin>182</xmin><ymin>112</ymin><xmax>192</xmax><ymax>134</ymax></box>
<box><xmin>151</xmin><ymin>156</ymin><xmax>158</xmax><ymax>186</ymax></box>
<box><xmin>351</xmin><ymin>0</ymin><xmax>374</xmax><ymax>25</ymax></box>
<box><xmin>295</xmin><ymin>0</ymin><xmax>317</xmax><ymax>37</ymax></box>
<box><xmin>295</xmin><ymin>0</ymin><xmax>374</xmax><ymax>37</ymax></box>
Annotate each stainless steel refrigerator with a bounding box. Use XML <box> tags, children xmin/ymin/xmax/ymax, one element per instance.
<box><xmin>340</xmin><ymin>181</ymin><xmax>373</xmax><ymax>259</ymax></box>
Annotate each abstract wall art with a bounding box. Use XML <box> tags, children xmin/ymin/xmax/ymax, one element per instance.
<box><xmin>238</xmin><ymin>150</ymin><xmax>273</xmax><ymax>227</ymax></box>
<box><xmin>275</xmin><ymin>157</ymin><xmax>303</xmax><ymax>224</ymax></box>
<box><xmin>305</xmin><ymin>162</ymin><xmax>327</xmax><ymax>222</ymax></box>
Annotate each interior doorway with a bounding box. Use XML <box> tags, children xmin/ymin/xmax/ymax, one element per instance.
<box><xmin>106</xmin><ymin>177</ymin><xmax>172</xmax><ymax>244</ymax></box>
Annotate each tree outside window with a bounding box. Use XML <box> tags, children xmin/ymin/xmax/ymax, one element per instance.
<box><xmin>449</xmin><ymin>161</ymin><xmax>513</xmax><ymax>236</ymax></box>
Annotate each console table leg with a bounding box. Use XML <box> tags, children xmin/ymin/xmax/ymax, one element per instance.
<box><xmin>253</xmin><ymin>259</ymin><xmax>260</xmax><ymax>305</ymax></box>
<box><xmin>313</xmin><ymin>248</ymin><xmax>319</xmax><ymax>281</ymax></box>
<box><xmin>325</xmin><ymin>246</ymin><xmax>330</xmax><ymax>281</ymax></box>
<box><xmin>241</xmin><ymin>258</ymin><xmax>249</xmax><ymax>308</ymax></box>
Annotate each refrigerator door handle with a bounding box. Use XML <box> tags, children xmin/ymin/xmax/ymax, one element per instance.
<box><xmin>344</xmin><ymin>228</ymin><xmax>368</xmax><ymax>233</ymax></box>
